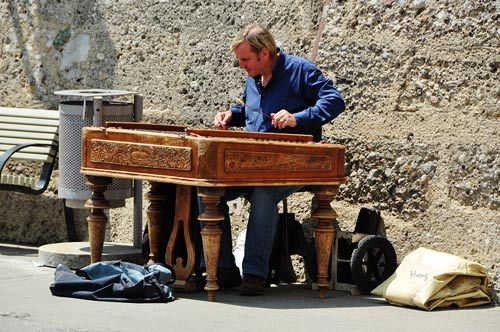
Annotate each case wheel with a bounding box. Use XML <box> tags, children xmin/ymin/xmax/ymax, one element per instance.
<box><xmin>350</xmin><ymin>235</ymin><xmax>397</xmax><ymax>293</ymax></box>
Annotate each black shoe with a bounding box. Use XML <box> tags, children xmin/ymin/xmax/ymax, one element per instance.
<box><xmin>197</xmin><ymin>267</ymin><xmax>242</xmax><ymax>290</ymax></box>
<box><xmin>217</xmin><ymin>267</ymin><xmax>242</xmax><ymax>289</ymax></box>
<box><xmin>240</xmin><ymin>274</ymin><xmax>265</xmax><ymax>296</ymax></box>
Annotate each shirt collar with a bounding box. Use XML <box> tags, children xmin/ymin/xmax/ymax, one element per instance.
<box><xmin>272</xmin><ymin>48</ymin><xmax>285</xmax><ymax>77</ymax></box>
<box><xmin>252</xmin><ymin>48</ymin><xmax>286</xmax><ymax>91</ymax></box>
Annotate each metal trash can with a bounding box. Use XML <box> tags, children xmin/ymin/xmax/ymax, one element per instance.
<box><xmin>55</xmin><ymin>89</ymin><xmax>140</xmax><ymax>209</ymax></box>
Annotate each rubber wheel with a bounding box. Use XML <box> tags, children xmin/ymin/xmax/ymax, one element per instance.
<box><xmin>350</xmin><ymin>235</ymin><xmax>397</xmax><ymax>293</ymax></box>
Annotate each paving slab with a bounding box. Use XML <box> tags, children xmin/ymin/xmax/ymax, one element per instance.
<box><xmin>1</xmin><ymin>243</ymin><xmax>499</xmax><ymax>332</ymax></box>
<box><xmin>38</xmin><ymin>241</ymin><xmax>143</xmax><ymax>269</ymax></box>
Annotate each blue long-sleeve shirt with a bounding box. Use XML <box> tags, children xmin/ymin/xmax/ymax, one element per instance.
<box><xmin>229</xmin><ymin>50</ymin><xmax>345</xmax><ymax>142</ymax></box>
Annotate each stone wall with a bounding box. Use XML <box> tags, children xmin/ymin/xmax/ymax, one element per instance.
<box><xmin>0</xmin><ymin>0</ymin><xmax>498</xmax><ymax>300</ymax></box>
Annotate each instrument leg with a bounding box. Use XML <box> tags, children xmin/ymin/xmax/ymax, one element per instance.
<box><xmin>311</xmin><ymin>185</ymin><xmax>339</xmax><ymax>299</ymax></box>
<box><xmin>84</xmin><ymin>176</ymin><xmax>112</xmax><ymax>263</ymax></box>
<box><xmin>197</xmin><ymin>187</ymin><xmax>225</xmax><ymax>302</ymax></box>
<box><xmin>166</xmin><ymin>185</ymin><xmax>196</xmax><ymax>288</ymax></box>
<box><xmin>146</xmin><ymin>182</ymin><xmax>169</xmax><ymax>264</ymax></box>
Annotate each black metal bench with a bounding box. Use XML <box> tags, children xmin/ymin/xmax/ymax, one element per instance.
<box><xmin>0</xmin><ymin>107</ymin><xmax>76</xmax><ymax>241</ymax></box>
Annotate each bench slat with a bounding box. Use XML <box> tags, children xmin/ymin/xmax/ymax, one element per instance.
<box><xmin>0</xmin><ymin>116</ymin><xmax>59</xmax><ymax>127</ymax></box>
<box><xmin>3</xmin><ymin>152</ymin><xmax>55</xmax><ymax>162</ymax></box>
<box><xmin>0</xmin><ymin>144</ymin><xmax>56</xmax><ymax>155</ymax></box>
<box><xmin>0</xmin><ymin>123</ymin><xmax>59</xmax><ymax>134</ymax></box>
<box><xmin>0</xmin><ymin>137</ymin><xmax>58</xmax><ymax>146</ymax></box>
<box><xmin>0</xmin><ymin>107</ymin><xmax>59</xmax><ymax>120</ymax></box>
<box><xmin>0</xmin><ymin>130</ymin><xmax>58</xmax><ymax>141</ymax></box>
<box><xmin>1</xmin><ymin>174</ymin><xmax>37</xmax><ymax>187</ymax></box>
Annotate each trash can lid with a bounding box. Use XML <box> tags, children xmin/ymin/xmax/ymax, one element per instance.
<box><xmin>54</xmin><ymin>89</ymin><xmax>135</xmax><ymax>98</ymax></box>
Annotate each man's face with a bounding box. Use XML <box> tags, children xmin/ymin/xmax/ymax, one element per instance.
<box><xmin>233</xmin><ymin>41</ymin><xmax>267</xmax><ymax>77</ymax></box>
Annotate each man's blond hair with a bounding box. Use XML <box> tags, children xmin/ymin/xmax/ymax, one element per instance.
<box><xmin>231</xmin><ymin>24</ymin><xmax>278</xmax><ymax>58</ymax></box>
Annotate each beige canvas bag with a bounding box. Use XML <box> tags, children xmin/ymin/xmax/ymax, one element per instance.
<box><xmin>372</xmin><ymin>247</ymin><xmax>491</xmax><ymax>310</ymax></box>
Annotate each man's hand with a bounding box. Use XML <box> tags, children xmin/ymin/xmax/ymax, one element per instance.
<box><xmin>213</xmin><ymin>110</ymin><xmax>233</xmax><ymax>130</ymax></box>
<box><xmin>271</xmin><ymin>109</ymin><xmax>297</xmax><ymax>129</ymax></box>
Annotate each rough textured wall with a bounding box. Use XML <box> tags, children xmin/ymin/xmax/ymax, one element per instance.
<box><xmin>0</xmin><ymin>0</ymin><xmax>323</xmax><ymax>117</ymax></box>
<box><xmin>316</xmin><ymin>0</ymin><xmax>499</xmax><ymax>299</ymax></box>
<box><xmin>0</xmin><ymin>0</ymin><xmax>498</xmax><ymax>300</ymax></box>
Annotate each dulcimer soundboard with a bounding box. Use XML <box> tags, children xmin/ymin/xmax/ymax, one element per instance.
<box><xmin>81</xmin><ymin>122</ymin><xmax>346</xmax><ymax>187</ymax></box>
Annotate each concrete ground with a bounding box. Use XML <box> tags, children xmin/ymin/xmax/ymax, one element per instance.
<box><xmin>1</xmin><ymin>243</ymin><xmax>499</xmax><ymax>332</ymax></box>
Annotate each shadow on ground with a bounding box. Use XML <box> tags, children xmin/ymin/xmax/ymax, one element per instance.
<box><xmin>175</xmin><ymin>283</ymin><xmax>390</xmax><ymax>310</ymax></box>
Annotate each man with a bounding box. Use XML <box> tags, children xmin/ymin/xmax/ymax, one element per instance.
<box><xmin>210</xmin><ymin>24</ymin><xmax>345</xmax><ymax>295</ymax></box>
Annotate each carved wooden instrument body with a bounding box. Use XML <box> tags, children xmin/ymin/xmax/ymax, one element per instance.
<box><xmin>81</xmin><ymin>123</ymin><xmax>346</xmax><ymax>301</ymax></box>
<box><xmin>81</xmin><ymin>126</ymin><xmax>345</xmax><ymax>187</ymax></box>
